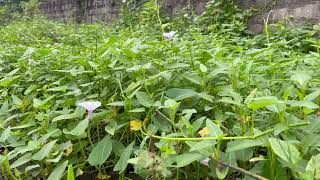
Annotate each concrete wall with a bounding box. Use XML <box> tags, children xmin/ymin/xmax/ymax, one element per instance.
<box><xmin>39</xmin><ymin>0</ymin><xmax>320</xmax><ymax>32</ymax></box>
<box><xmin>238</xmin><ymin>0</ymin><xmax>320</xmax><ymax>32</ymax></box>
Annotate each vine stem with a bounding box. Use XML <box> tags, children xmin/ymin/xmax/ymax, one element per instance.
<box><xmin>141</xmin><ymin>122</ymin><xmax>309</xmax><ymax>141</ymax></box>
<box><xmin>210</xmin><ymin>156</ymin><xmax>268</xmax><ymax>180</ymax></box>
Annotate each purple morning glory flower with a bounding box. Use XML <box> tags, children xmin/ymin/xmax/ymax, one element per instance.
<box><xmin>163</xmin><ymin>31</ymin><xmax>176</xmax><ymax>40</ymax></box>
<box><xmin>78</xmin><ymin>101</ymin><xmax>101</xmax><ymax>120</ymax></box>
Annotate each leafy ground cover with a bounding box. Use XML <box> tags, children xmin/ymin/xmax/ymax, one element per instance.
<box><xmin>0</xmin><ymin>1</ymin><xmax>320</xmax><ymax>179</ymax></box>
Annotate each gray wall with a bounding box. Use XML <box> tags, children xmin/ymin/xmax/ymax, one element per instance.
<box><xmin>39</xmin><ymin>0</ymin><xmax>320</xmax><ymax>32</ymax></box>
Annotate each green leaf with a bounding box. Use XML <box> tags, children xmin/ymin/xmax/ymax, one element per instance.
<box><xmin>304</xmin><ymin>89</ymin><xmax>320</xmax><ymax>101</ymax></box>
<box><xmin>247</xmin><ymin>96</ymin><xmax>283</xmax><ymax>110</ymax></box>
<box><xmin>88</xmin><ymin>136</ymin><xmax>113</xmax><ymax>166</ymax></box>
<box><xmin>187</xmin><ymin>140</ymin><xmax>215</xmax><ymax>152</ymax></box>
<box><xmin>166</xmin><ymin>88</ymin><xmax>197</xmax><ymax>101</ymax></box>
<box><xmin>136</xmin><ymin>92</ymin><xmax>154</xmax><ymax>108</ymax></box>
<box><xmin>0</xmin><ymin>75</ymin><xmax>20</xmax><ymax>87</ymax></box>
<box><xmin>107</xmin><ymin>101</ymin><xmax>125</xmax><ymax>106</ymax></box>
<box><xmin>128</xmin><ymin>107</ymin><xmax>145</xmax><ymax>113</ymax></box>
<box><xmin>244</xmin><ymin>88</ymin><xmax>257</xmax><ymax>104</ymax></box>
<box><xmin>0</xmin><ymin>100</ymin><xmax>9</xmax><ymax>116</ymax></box>
<box><xmin>25</xmin><ymin>164</ymin><xmax>40</xmax><ymax>172</ymax></box>
<box><xmin>290</xmin><ymin>100</ymin><xmax>319</xmax><ymax>109</ymax></box>
<box><xmin>32</xmin><ymin>140</ymin><xmax>58</xmax><ymax>161</ymax></box>
<box><xmin>24</xmin><ymin>88</ymin><xmax>36</xmax><ymax>102</ymax></box>
<box><xmin>47</xmin><ymin>85</ymin><xmax>68</xmax><ymax>92</ymax></box>
<box><xmin>64</xmin><ymin>118</ymin><xmax>89</xmax><ymax>136</ymax></box>
<box><xmin>206</xmin><ymin>119</ymin><xmax>223</xmax><ymax>137</ymax></box>
<box><xmin>47</xmin><ymin>160</ymin><xmax>68</xmax><ymax>180</ymax></box>
<box><xmin>105</xmin><ymin>121</ymin><xmax>117</xmax><ymax>135</ymax></box>
<box><xmin>33</xmin><ymin>95</ymin><xmax>55</xmax><ymax>109</ymax></box>
<box><xmin>174</xmin><ymin>153</ymin><xmax>204</xmax><ymax>167</ymax></box>
<box><xmin>290</xmin><ymin>71</ymin><xmax>311</xmax><ymax>86</ymax></box>
<box><xmin>306</xmin><ymin>154</ymin><xmax>320</xmax><ymax>179</ymax></box>
<box><xmin>52</xmin><ymin>108</ymin><xmax>85</xmax><ymax>122</ymax></box>
<box><xmin>113</xmin><ymin>142</ymin><xmax>134</xmax><ymax>172</ymax></box>
<box><xmin>67</xmin><ymin>164</ymin><xmax>75</xmax><ymax>180</ymax></box>
<box><xmin>88</xmin><ymin>61</ymin><xmax>100</xmax><ymax>68</ymax></box>
<box><xmin>11</xmin><ymin>153</ymin><xmax>32</xmax><ymax>169</ymax></box>
<box><xmin>227</xmin><ymin>140</ymin><xmax>265</xmax><ymax>152</ymax></box>
<box><xmin>0</xmin><ymin>127</ymin><xmax>11</xmax><ymax>143</ymax></box>
<box><xmin>12</xmin><ymin>95</ymin><xmax>23</xmax><ymax>107</ymax></box>
<box><xmin>269</xmin><ymin>138</ymin><xmax>301</xmax><ymax>164</ymax></box>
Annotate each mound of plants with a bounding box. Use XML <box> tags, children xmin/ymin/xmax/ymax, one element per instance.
<box><xmin>0</xmin><ymin>0</ymin><xmax>320</xmax><ymax>179</ymax></box>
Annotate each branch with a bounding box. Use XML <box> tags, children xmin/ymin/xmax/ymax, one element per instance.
<box><xmin>211</xmin><ymin>156</ymin><xmax>269</xmax><ymax>180</ymax></box>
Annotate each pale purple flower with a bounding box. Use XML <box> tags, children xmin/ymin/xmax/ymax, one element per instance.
<box><xmin>163</xmin><ymin>31</ymin><xmax>176</xmax><ymax>40</ymax></box>
<box><xmin>78</xmin><ymin>101</ymin><xmax>101</xmax><ymax>120</ymax></box>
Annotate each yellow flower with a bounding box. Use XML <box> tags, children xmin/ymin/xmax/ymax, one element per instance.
<box><xmin>65</xmin><ymin>146</ymin><xmax>73</xmax><ymax>156</ymax></box>
<box><xmin>198</xmin><ymin>127</ymin><xmax>209</xmax><ymax>137</ymax></box>
<box><xmin>130</xmin><ymin>120</ymin><xmax>142</xmax><ymax>131</ymax></box>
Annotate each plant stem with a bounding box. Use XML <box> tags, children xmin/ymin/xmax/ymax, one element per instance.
<box><xmin>210</xmin><ymin>156</ymin><xmax>268</xmax><ymax>180</ymax></box>
<box><xmin>141</xmin><ymin>122</ymin><xmax>309</xmax><ymax>141</ymax></box>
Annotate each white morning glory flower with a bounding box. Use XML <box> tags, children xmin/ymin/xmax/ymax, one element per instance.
<box><xmin>163</xmin><ymin>31</ymin><xmax>176</xmax><ymax>40</ymax></box>
<box><xmin>78</xmin><ymin>101</ymin><xmax>101</xmax><ymax>120</ymax></box>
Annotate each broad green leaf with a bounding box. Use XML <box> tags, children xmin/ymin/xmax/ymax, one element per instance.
<box><xmin>88</xmin><ymin>136</ymin><xmax>113</xmax><ymax>166</ymax></box>
<box><xmin>269</xmin><ymin>138</ymin><xmax>301</xmax><ymax>164</ymax></box>
<box><xmin>32</xmin><ymin>140</ymin><xmax>58</xmax><ymax>161</ymax></box>
<box><xmin>67</xmin><ymin>164</ymin><xmax>75</xmax><ymax>180</ymax></box>
<box><xmin>107</xmin><ymin>101</ymin><xmax>125</xmax><ymax>106</ymax></box>
<box><xmin>12</xmin><ymin>95</ymin><xmax>22</xmax><ymax>107</ymax></box>
<box><xmin>0</xmin><ymin>127</ymin><xmax>11</xmax><ymax>143</ymax></box>
<box><xmin>306</xmin><ymin>154</ymin><xmax>320</xmax><ymax>179</ymax></box>
<box><xmin>105</xmin><ymin>121</ymin><xmax>117</xmax><ymax>135</ymax></box>
<box><xmin>216</xmin><ymin>166</ymin><xmax>229</xmax><ymax>179</ymax></box>
<box><xmin>0</xmin><ymin>75</ymin><xmax>20</xmax><ymax>87</ymax></box>
<box><xmin>46</xmin><ymin>149</ymin><xmax>62</xmax><ymax>161</ymax></box>
<box><xmin>304</xmin><ymin>89</ymin><xmax>320</xmax><ymax>101</ymax></box>
<box><xmin>290</xmin><ymin>71</ymin><xmax>311</xmax><ymax>86</ymax></box>
<box><xmin>113</xmin><ymin>142</ymin><xmax>134</xmax><ymax>172</ymax></box>
<box><xmin>33</xmin><ymin>95</ymin><xmax>55</xmax><ymax>109</ymax></box>
<box><xmin>11</xmin><ymin>153</ymin><xmax>32</xmax><ymax>169</ymax></box>
<box><xmin>192</xmin><ymin>117</ymin><xmax>206</xmax><ymax>133</ymax></box>
<box><xmin>206</xmin><ymin>119</ymin><xmax>223</xmax><ymax>137</ymax></box>
<box><xmin>64</xmin><ymin>118</ymin><xmax>89</xmax><ymax>136</ymax></box>
<box><xmin>47</xmin><ymin>160</ymin><xmax>68</xmax><ymax>180</ymax></box>
<box><xmin>88</xmin><ymin>61</ymin><xmax>100</xmax><ymax>68</ymax></box>
<box><xmin>290</xmin><ymin>100</ymin><xmax>319</xmax><ymax>109</ymax></box>
<box><xmin>24</xmin><ymin>85</ymin><xmax>38</xmax><ymax>95</ymax></box>
<box><xmin>0</xmin><ymin>100</ymin><xmax>9</xmax><ymax>116</ymax></box>
<box><xmin>47</xmin><ymin>85</ymin><xmax>68</xmax><ymax>92</ymax></box>
<box><xmin>174</xmin><ymin>153</ymin><xmax>204</xmax><ymax>167</ymax></box>
<box><xmin>52</xmin><ymin>108</ymin><xmax>85</xmax><ymax>122</ymax></box>
<box><xmin>227</xmin><ymin>140</ymin><xmax>265</xmax><ymax>152</ymax></box>
<box><xmin>187</xmin><ymin>140</ymin><xmax>215</xmax><ymax>152</ymax></box>
<box><xmin>136</xmin><ymin>92</ymin><xmax>154</xmax><ymax>108</ymax></box>
<box><xmin>247</xmin><ymin>96</ymin><xmax>283</xmax><ymax>110</ymax></box>
<box><xmin>244</xmin><ymin>88</ymin><xmax>257</xmax><ymax>104</ymax></box>
<box><xmin>128</xmin><ymin>107</ymin><xmax>145</xmax><ymax>113</ymax></box>
<box><xmin>166</xmin><ymin>88</ymin><xmax>197</xmax><ymax>101</ymax></box>
<box><xmin>198</xmin><ymin>92</ymin><xmax>214</xmax><ymax>102</ymax></box>
<box><xmin>25</xmin><ymin>164</ymin><xmax>40</xmax><ymax>172</ymax></box>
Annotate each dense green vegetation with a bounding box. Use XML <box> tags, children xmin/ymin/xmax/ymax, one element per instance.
<box><xmin>0</xmin><ymin>0</ymin><xmax>320</xmax><ymax>179</ymax></box>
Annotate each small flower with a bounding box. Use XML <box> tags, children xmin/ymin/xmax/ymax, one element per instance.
<box><xmin>200</xmin><ymin>158</ymin><xmax>210</xmax><ymax>166</ymax></box>
<box><xmin>65</xmin><ymin>146</ymin><xmax>73</xmax><ymax>156</ymax></box>
<box><xmin>163</xmin><ymin>31</ymin><xmax>176</xmax><ymax>40</ymax></box>
<box><xmin>198</xmin><ymin>127</ymin><xmax>209</xmax><ymax>137</ymax></box>
<box><xmin>78</xmin><ymin>101</ymin><xmax>101</xmax><ymax>120</ymax></box>
<box><xmin>130</xmin><ymin>120</ymin><xmax>142</xmax><ymax>131</ymax></box>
